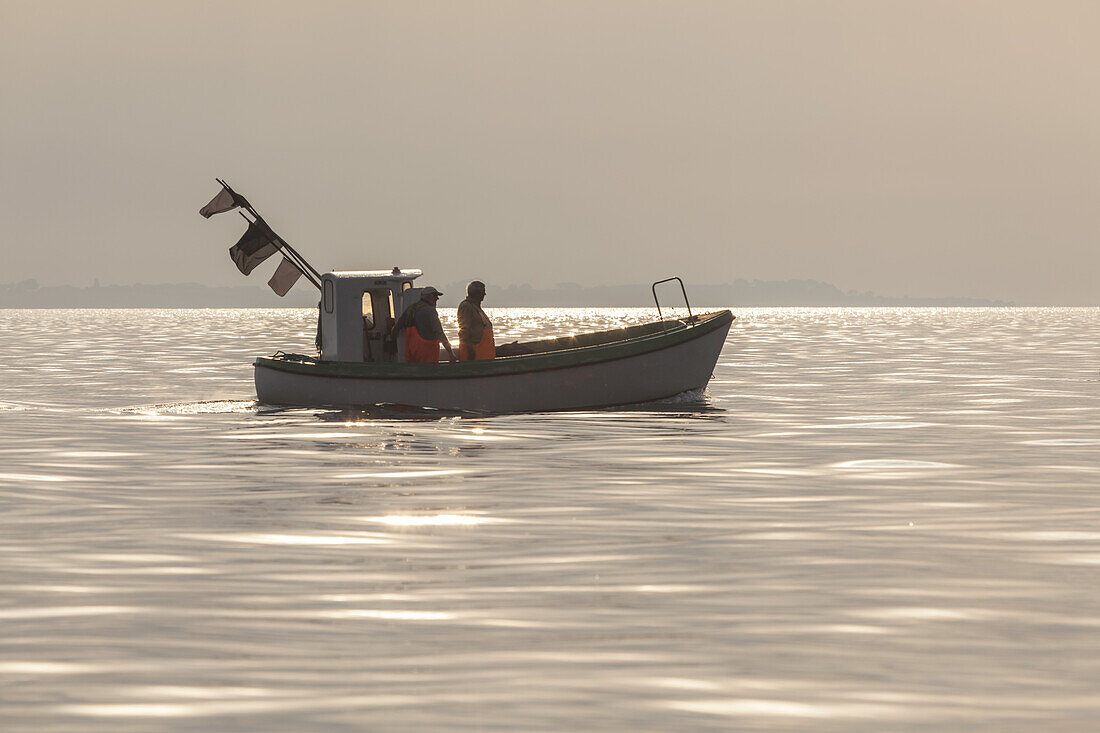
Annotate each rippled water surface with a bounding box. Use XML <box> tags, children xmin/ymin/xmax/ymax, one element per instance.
<box><xmin>1</xmin><ymin>307</ymin><xmax>1098</xmax><ymax>732</ymax></box>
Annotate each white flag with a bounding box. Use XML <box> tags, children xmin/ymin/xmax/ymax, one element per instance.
<box><xmin>267</xmin><ymin>257</ymin><xmax>302</xmax><ymax>296</ymax></box>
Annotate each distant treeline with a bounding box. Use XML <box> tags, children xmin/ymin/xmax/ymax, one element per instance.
<box><xmin>0</xmin><ymin>278</ymin><xmax>1011</xmax><ymax>308</ymax></box>
<box><xmin>0</xmin><ymin>280</ymin><xmax>319</xmax><ymax>308</ymax></box>
<box><xmin>445</xmin><ymin>280</ymin><xmax>1014</xmax><ymax>307</ymax></box>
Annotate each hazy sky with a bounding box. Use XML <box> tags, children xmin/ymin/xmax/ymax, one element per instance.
<box><xmin>2</xmin><ymin>1</ymin><xmax>1097</xmax><ymax>303</ymax></box>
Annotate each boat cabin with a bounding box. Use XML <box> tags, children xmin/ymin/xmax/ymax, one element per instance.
<box><xmin>318</xmin><ymin>269</ymin><xmax>426</xmax><ymax>362</ymax></box>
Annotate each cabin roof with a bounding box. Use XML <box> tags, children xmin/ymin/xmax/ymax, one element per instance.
<box><xmin>325</xmin><ymin>269</ymin><xmax>423</xmax><ymax>281</ymax></box>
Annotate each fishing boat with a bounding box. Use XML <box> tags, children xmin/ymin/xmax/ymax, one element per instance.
<box><xmin>255</xmin><ymin>270</ymin><xmax>733</xmax><ymax>413</ymax></box>
<box><xmin>199</xmin><ymin>180</ymin><xmax>733</xmax><ymax>413</ymax></box>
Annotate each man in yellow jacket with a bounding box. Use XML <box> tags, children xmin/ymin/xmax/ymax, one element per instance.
<box><xmin>457</xmin><ymin>281</ymin><xmax>495</xmax><ymax>361</ymax></box>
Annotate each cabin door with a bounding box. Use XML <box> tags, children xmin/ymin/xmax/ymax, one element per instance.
<box><xmin>362</xmin><ymin>289</ymin><xmax>396</xmax><ymax>362</ymax></box>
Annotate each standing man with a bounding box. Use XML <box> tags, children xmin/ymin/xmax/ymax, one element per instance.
<box><xmin>457</xmin><ymin>280</ymin><xmax>495</xmax><ymax>360</ymax></box>
<box><xmin>393</xmin><ymin>286</ymin><xmax>456</xmax><ymax>363</ymax></box>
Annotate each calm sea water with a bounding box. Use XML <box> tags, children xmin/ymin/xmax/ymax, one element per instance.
<box><xmin>1</xmin><ymin>307</ymin><xmax>1098</xmax><ymax>732</ymax></box>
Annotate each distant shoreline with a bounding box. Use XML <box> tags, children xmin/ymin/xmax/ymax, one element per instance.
<box><xmin>1</xmin><ymin>279</ymin><xmax>1018</xmax><ymax>308</ymax></box>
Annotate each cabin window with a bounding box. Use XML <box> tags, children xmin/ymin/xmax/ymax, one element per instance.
<box><xmin>402</xmin><ymin>282</ymin><xmax>411</xmax><ymax>291</ymax></box>
<box><xmin>363</xmin><ymin>289</ymin><xmax>395</xmax><ymax>332</ymax></box>
<box><xmin>361</xmin><ymin>292</ymin><xmax>374</xmax><ymax>328</ymax></box>
<box><xmin>323</xmin><ymin>280</ymin><xmax>334</xmax><ymax>313</ymax></box>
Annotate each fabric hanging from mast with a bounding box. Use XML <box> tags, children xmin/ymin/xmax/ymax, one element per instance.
<box><xmin>267</xmin><ymin>257</ymin><xmax>303</xmax><ymax>296</ymax></box>
<box><xmin>199</xmin><ymin>186</ymin><xmax>241</xmax><ymax>218</ymax></box>
<box><xmin>229</xmin><ymin>221</ymin><xmax>278</xmax><ymax>275</ymax></box>
<box><xmin>200</xmin><ymin>179</ymin><xmax>321</xmax><ymax>292</ymax></box>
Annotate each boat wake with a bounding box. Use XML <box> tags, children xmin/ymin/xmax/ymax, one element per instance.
<box><xmin>652</xmin><ymin>387</ymin><xmax>709</xmax><ymax>404</ymax></box>
<box><xmin>116</xmin><ymin>400</ymin><xmax>258</xmax><ymax>416</ymax></box>
<box><xmin>312</xmin><ymin>404</ymin><xmax>478</xmax><ymax>421</ymax></box>
<box><xmin>607</xmin><ymin>388</ymin><xmax>723</xmax><ymax>415</ymax></box>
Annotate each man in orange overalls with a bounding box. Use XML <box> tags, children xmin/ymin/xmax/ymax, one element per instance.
<box><xmin>392</xmin><ymin>286</ymin><xmax>456</xmax><ymax>363</ymax></box>
<box><xmin>457</xmin><ymin>280</ymin><xmax>496</xmax><ymax>361</ymax></box>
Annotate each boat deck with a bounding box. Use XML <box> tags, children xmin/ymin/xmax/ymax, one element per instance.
<box><xmin>502</xmin><ymin>317</ymin><xmax>695</xmax><ymax>356</ymax></box>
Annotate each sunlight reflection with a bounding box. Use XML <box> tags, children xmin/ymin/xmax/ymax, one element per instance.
<box><xmin>84</xmin><ymin>553</ymin><xmax>191</xmax><ymax>563</ymax></box>
<box><xmin>0</xmin><ymin>472</ymin><xmax>81</xmax><ymax>483</ymax></box>
<box><xmin>65</xmin><ymin>566</ymin><xmax>209</xmax><ymax>576</ymax></box>
<box><xmin>178</xmin><ymin>533</ymin><xmax>387</xmax><ymax>546</ymax></box>
<box><xmin>97</xmin><ymin>685</ymin><xmax>278</xmax><ymax>701</ymax></box>
<box><xmin>1033</xmin><ymin>554</ymin><xmax>1100</xmax><ymax>565</ymax></box>
<box><xmin>817</xmin><ymin>624</ymin><xmax>890</xmax><ymax>634</ymax></box>
<box><xmin>0</xmin><ymin>661</ymin><xmax>93</xmax><ymax>674</ymax></box>
<box><xmin>1004</xmin><ymin>531</ymin><xmax>1100</xmax><ymax>541</ymax></box>
<box><xmin>813</xmin><ymin>421</ymin><xmax>935</xmax><ymax>430</ymax></box>
<box><xmin>364</xmin><ymin>515</ymin><xmax>494</xmax><ymax>526</ymax></box>
<box><xmin>653</xmin><ymin>678</ymin><xmax>722</xmax><ymax>691</ymax></box>
<box><xmin>4</xmin><ymin>306</ymin><xmax>1099</xmax><ymax>730</ymax></box>
<box><xmin>855</xmin><ymin>607</ymin><xmax>985</xmax><ymax>620</ymax></box>
<box><xmin>664</xmin><ymin>699</ymin><xmax>899</xmax><ymax>719</ymax></box>
<box><xmin>832</xmin><ymin>459</ymin><xmax>960</xmax><ymax>469</ymax></box>
<box><xmin>334</xmin><ymin>469</ymin><xmax>468</xmax><ymax>479</ymax></box>
<box><xmin>227</xmin><ymin>432</ymin><xmax>376</xmax><ymax>440</ymax></box>
<box><xmin>1023</xmin><ymin>438</ymin><xmax>1100</xmax><ymax>446</ymax></box>
<box><xmin>318</xmin><ymin>609</ymin><xmax>454</xmax><ymax>620</ymax></box>
<box><xmin>58</xmin><ymin>694</ymin><xmax>415</xmax><ymax>718</ymax></box>
<box><xmin>121</xmin><ymin>413</ymin><xmax>187</xmax><ymax>421</ymax></box>
<box><xmin>452</xmin><ymin>433</ymin><xmax>516</xmax><ymax>441</ymax></box>
<box><xmin>827</xmin><ymin>415</ymin><xmax>911</xmax><ymax>421</ymax></box>
<box><xmin>0</xmin><ymin>606</ymin><xmax>141</xmax><ymax>620</ymax></box>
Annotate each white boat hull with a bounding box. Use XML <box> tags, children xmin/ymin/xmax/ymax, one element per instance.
<box><xmin>255</xmin><ymin>312</ymin><xmax>733</xmax><ymax>413</ymax></box>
